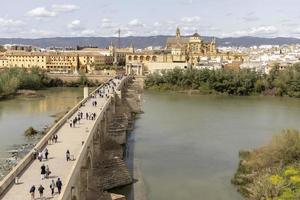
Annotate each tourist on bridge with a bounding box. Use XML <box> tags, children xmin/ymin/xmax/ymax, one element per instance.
<box><xmin>50</xmin><ymin>179</ymin><xmax>56</xmax><ymax>197</ymax></box>
<box><xmin>29</xmin><ymin>185</ymin><xmax>35</xmax><ymax>200</ymax></box>
<box><xmin>53</xmin><ymin>134</ymin><xmax>58</xmax><ymax>143</ymax></box>
<box><xmin>32</xmin><ymin>148</ymin><xmax>38</xmax><ymax>160</ymax></box>
<box><xmin>45</xmin><ymin>165</ymin><xmax>51</xmax><ymax>178</ymax></box>
<box><xmin>66</xmin><ymin>150</ymin><xmax>70</xmax><ymax>162</ymax></box>
<box><xmin>51</xmin><ymin>135</ymin><xmax>56</xmax><ymax>143</ymax></box>
<box><xmin>56</xmin><ymin>178</ymin><xmax>63</xmax><ymax>194</ymax></box>
<box><xmin>44</xmin><ymin>148</ymin><xmax>49</xmax><ymax>160</ymax></box>
<box><xmin>73</xmin><ymin>118</ymin><xmax>77</xmax><ymax>127</ymax></box>
<box><xmin>41</xmin><ymin>164</ymin><xmax>46</xmax><ymax>180</ymax></box>
<box><xmin>38</xmin><ymin>184</ymin><xmax>44</xmax><ymax>199</ymax></box>
<box><xmin>38</xmin><ymin>151</ymin><xmax>43</xmax><ymax>162</ymax></box>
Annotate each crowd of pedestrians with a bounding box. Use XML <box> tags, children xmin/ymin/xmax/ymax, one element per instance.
<box><xmin>28</xmin><ymin>76</ymin><xmax>124</xmax><ymax>199</ymax></box>
<box><xmin>30</xmin><ymin>178</ymin><xmax>62</xmax><ymax>200</ymax></box>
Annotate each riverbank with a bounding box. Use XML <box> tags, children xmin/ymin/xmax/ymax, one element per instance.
<box><xmin>0</xmin><ymin>68</ymin><xmax>99</xmax><ymax>100</ymax></box>
<box><xmin>232</xmin><ymin>129</ymin><xmax>300</xmax><ymax>199</ymax></box>
<box><xmin>145</xmin><ymin>64</ymin><xmax>300</xmax><ymax>98</ymax></box>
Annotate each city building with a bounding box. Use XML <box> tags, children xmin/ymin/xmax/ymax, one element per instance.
<box><xmin>0</xmin><ymin>50</ymin><xmax>114</xmax><ymax>73</ymax></box>
<box><xmin>126</xmin><ymin>27</ymin><xmax>244</xmax><ymax>75</ymax></box>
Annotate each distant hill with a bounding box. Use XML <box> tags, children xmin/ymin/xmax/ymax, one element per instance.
<box><xmin>1</xmin><ymin>36</ymin><xmax>300</xmax><ymax>49</ymax></box>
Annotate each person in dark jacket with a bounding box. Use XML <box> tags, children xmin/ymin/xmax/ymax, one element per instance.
<box><xmin>56</xmin><ymin>178</ymin><xmax>63</xmax><ymax>194</ymax></box>
<box><xmin>66</xmin><ymin>150</ymin><xmax>70</xmax><ymax>162</ymax></box>
<box><xmin>29</xmin><ymin>185</ymin><xmax>35</xmax><ymax>200</ymax></box>
<box><xmin>41</xmin><ymin>164</ymin><xmax>46</xmax><ymax>180</ymax></box>
<box><xmin>38</xmin><ymin>185</ymin><xmax>44</xmax><ymax>199</ymax></box>
<box><xmin>44</xmin><ymin>148</ymin><xmax>49</xmax><ymax>160</ymax></box>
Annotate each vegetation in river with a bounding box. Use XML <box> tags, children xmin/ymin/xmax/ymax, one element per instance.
<box><xmin>232</xmin><ymin>129</ymin><xmax>300</xmax><ymax>199</ymax></box>
<box><xmin>24</xmin><ymin>127</ymin><xmax>38</xmax><ymax>136</ymax></box>
<box><xmin>145</xmin><ymin>63</ymin><xmax>300</xmax><ymax>98</ymax></box>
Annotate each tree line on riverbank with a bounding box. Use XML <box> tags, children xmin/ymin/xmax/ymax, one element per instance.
<box><xmin>145</xmin><ymin>63</ymin><xmax>300</xmax><ymax>98</ymax></box>
<box><xmin>232</xmin><ymin>129</ymin><xmax>300</xmax><ymax>199</ymax></box>
<box><xmin>0</xmin><ymin>68</ymin><xmax>97</xmax><ymax>99</ymax></box>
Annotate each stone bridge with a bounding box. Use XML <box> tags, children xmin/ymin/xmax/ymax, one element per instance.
<box><xmin>0</xmin><ymin>75</ymin><xmax>142</xmax><ymax>200</ymax></box>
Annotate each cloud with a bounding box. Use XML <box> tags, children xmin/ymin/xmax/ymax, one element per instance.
<box><xmin>27</xmin><ymin>7</ymin><xmax>56</xmax><ymax>18</ymax></box>
<box><xmin>0</xmin><ymin>18</ymin><xmax>25</xmax><ymax>35</ymax></box>
<box><xmin>0</xmin><ymin>18</ymin><xmax>24</xmax><ymax>27</ymax></box>
<box><xmin>27</xmin><ymin>4</ymin><xmax>79</xmax><ymax>19</ymax></box>
<box><xmin>222</xmin><ymin>26</ymin><xmax>278</xmax><ymax>37</ymax></box>
<box><xmin>67</xmin><ymin>20</ymin><xmax>97</xmax><ymax>37</ymax></box>
<box><xmin>128</xmin><ymin>19</ymin><xmax>145</xmax><ymax>27</ymax></box>
<box><xmin>68</xmin><ymin>20</ymin><xmax>84</xmax><ymax>31</ymax></box>
<box><xmin>181</xmin><ymin>16</ymin><xmax>201</xmax><ymax>23</ymax></box>
<box><xmin>250</xmin><ymin>26</ymin><xmax>277</xmax><ymax>35</ymax></box>
<box><xmin>52</xmin><ymin>4</ymin><xmax>80</xmax><ymax>13</ymax></box>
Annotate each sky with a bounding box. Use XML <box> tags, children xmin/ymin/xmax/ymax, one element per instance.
<box><xmin>1</xmin><ymin>0</ymin><xmax>300</xmax><ymax>38</ymax></box>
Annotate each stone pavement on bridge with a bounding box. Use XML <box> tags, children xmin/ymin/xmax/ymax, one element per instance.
<box><xmin>1</xmin><ymin>77</ymin><xmax>123</xmax><ymax>200</ymax></box>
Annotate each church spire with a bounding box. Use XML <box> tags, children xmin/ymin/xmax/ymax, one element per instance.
<box><xmin>176</xmin><ymin>27</ymin><xmax>181</xmax><ymax>39</ymax></box>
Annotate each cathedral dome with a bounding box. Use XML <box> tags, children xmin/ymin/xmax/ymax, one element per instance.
<box><xmin>191</xmin><ymin>32</ymin><xmax>201</xmax><ymax>38</ymax></box>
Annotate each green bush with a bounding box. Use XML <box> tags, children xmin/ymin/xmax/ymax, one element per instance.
<box><xmin>145</xmin><ymin>63</ymin><xmax>300</xmax><ymax>97</ymax></box>
<box><xmin>232</xmin><ymin>129</ymin><xmax>300</xmax><ymax>199</ymax></box>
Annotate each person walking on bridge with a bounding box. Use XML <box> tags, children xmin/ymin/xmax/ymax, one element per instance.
<box><xmin>38</xmin><ymin>184</ymin><xmax>44</xmax><ymax>199</ymax></box>
<box><xmin>44</xmin><ymin>148</ymin><xmax>49</xmax><ymax>160</ymax></box>
<box><xmin>66</xmin><ymin>150</ymin><xmax>70</xmax><ymax>162</ymax></box>
<box><xmin>29</xmin><ymin>185</ymin><xmax>35</xmax><ymax>200</ymax></box>
<box><xmin>45</xmin><ymin>165</ymin><xmax>51</xmax><ymax>179</ymax></box>
<box><xmin>41</xmin><ymin>164</ymin><xmax>46</xmax><ymax>180</ymax></box>
<box><xmin>38</xmin><ymin>151</ymin><xmax>43</xmax><ymax>162</ymax></box>
<box><xmin>50</xmin><ymin>179</ymin><xmax>56</xmax><ymax>197</ymax></box>
<box><xmin>56</xmin><ymin>178</ymin><xmax>63</xmax><ymax>194</ymax></box>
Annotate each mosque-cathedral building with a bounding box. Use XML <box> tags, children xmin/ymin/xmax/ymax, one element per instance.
<box><xmin>166</xmin><ymin>27</ymin><xmax>217</xmax><ymax>56</ymax></box>
<box><xmin>126</xmin><ymin>27</ymin><xmax>244</xmax><ymax>75</ymax></box>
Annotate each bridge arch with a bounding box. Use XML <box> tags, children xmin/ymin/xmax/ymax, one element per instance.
<box><xmin>80</xmin><ymin>148</ymin><xmax>93</xmax><ymax>200</ymax></box>
<box><xmin>152</xmin><ymin>56</ymin><xmax>157</xmax><ymax>62</ymax></box>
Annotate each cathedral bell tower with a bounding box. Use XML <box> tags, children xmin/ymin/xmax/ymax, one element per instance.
<box><xmin>176</xmin><ymin>27</ymin><xmax>181</xmax><ymax>39</ymax></box>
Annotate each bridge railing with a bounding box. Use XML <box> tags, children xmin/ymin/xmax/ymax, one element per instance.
<box><xmin>58</xmin><ymin>92</ymin><xmax>112</xmax><ymax>200</ymax></box>
<box><xmin>0</xmin><ymin>78</ymin><xmax>113</xmax><ymax>196</ymax></box>
<box><xmin>58</xmin><ymin>76</ymin><xmax>128</xmax><ymax>200</ymax></box>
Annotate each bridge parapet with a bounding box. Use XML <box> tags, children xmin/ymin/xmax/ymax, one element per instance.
<box><xmin>0</xmin><ymin>76</ymin><xmax>131</xmax><ymax>200</ymax></box>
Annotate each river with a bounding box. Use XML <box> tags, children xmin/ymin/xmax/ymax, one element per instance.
<box><xmin>1</xmin><ymin>89</ymin><xmax>300</xmax><ymax>199</ymax></box>
<box><xmin>0</xmin><ymin>88</ymin><xmax>82</xmax><ymax>178</ymax></box>
<box><xmin>130</xmin><ymin>91</ymin><xmax>300</xmax><ymax>200</ymax></box>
